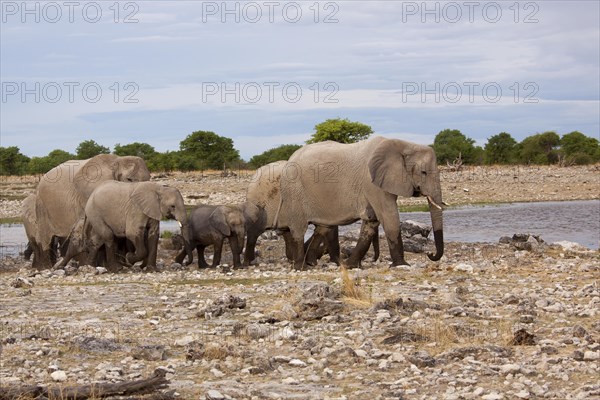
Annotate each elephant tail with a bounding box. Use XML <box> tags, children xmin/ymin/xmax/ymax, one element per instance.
<box><xmin>272</xmin><ymin>196</ymin><xmax>283</xmax><ymax>229</ymax></box>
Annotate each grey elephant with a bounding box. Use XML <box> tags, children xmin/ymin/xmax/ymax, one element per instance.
<box><xmin>22</xmin><ymin>194</ymin><xmax>42</xmax><ymax>264</ymax></box>
<box><xmin>244</xmin><ymin>161</ymin><xmax>378</xmax><ymax>266</ymax></box>
<box><xmin>175</xmin><ymin>203</ymin><xmax>258</xmax><ymax>269</ymax></box>
<box><xmin>56</xmin><ymin>181</ymin><xmax>191</xmax><ymax>271</ymax></box>
<box><xmin>278</xmin><ymin>136</ymin><xmax>444</xmax><ymax>269</ymax></box>
<box><xmin>33</xmin><ymin>154</ymin><xmax>150</xmax><ymax>268</ymax></box>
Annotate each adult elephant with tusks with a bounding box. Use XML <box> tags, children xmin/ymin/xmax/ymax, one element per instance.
<box><xmin>56</xmin><ymin>182</ymin><xmax>192</xmax><ymax>271</ymax></box>
<box><xmin>277</xmin><ymin>136</ymin><xmax>444</xmax><ymax>269</ymax></box>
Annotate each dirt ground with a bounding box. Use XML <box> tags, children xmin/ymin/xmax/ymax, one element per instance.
<box><xmin>0</xmin><ymin>165</ymin><xmax>599</xmax><ymax>399</ymax></box>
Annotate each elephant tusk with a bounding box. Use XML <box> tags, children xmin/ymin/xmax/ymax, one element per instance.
<box><xmin>178</xmin><ymin>221</ymin><xmax>182</xmax><ymax>228</ymax></box>
<box><xmin>442</xmin><ymin>201</ymin><xmax>450</xmax><ymax>207</ymax></box>
<box><xmin>427</xmin><ymin>196</ymin><xmax>443</xmax><ymax>210</ymax></box>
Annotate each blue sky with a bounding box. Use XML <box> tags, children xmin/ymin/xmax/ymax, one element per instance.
<box><xmin>1</xmin><ymin>1</ymin><xmax>599</xmax><ymax>160</ymax></box>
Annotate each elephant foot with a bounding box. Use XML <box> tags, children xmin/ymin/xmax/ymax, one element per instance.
<box><xmin>344</xmin><ymin>257</ymin><xmax>362</xmax><ymax>269</ymax></box>
<box><xmin>391</xmin><ymin>259</ymin><xmax>410</xmax><ymax>267</ymax></box>
<box><xmin>143</xmin><ymin>265</ymin><xmax>157</xmax><ymax>273</ymax></box>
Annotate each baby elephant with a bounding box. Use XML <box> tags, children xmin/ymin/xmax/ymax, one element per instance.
<box><xmin>175</xmin><ymin>204</ymin><xmax>246</xmax><ymax>269</ymax></box>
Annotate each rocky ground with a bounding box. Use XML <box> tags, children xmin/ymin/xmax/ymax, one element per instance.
<box><xmin>0</xmin><ymin>165</ymin><xmax>599</xmax><ymax>399</ymax></box>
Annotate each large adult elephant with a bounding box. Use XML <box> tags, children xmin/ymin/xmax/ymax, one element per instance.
<box><xmin>278</xmin><ymin>136</ymin><xmax>444</xmax><ymax>268</ymax></box>
<box><xmin>34</xmin><ymin>154</ymin><xmax>150</xmax><ymax>268</ymax></box>
<box><xmin>244</xmin><ymin>161</ymin><xmax>376</xmax><ymax>266</ymax></box>
<box><xmin>56</xmin><ymin>182</ymin><xmax>192</xmax><ymax>270</ymax></box>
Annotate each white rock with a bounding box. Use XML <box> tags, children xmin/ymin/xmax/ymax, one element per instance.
<box><xmin>454</xmin><ymin>263</ymin><xmax>474</xmax><ymax>273</ymax></box>
<box><xmin>500</xmin><ymin>364</ymin><xmax>521</xmax><ymax>374</ymax></box>
<box><xmin>50</xmin><ymin>370</ymin><xmax>67</xmax><ymax>382</ymax></box>
<box><xmin>282</xmin><ymin>377</ymin><xmax>299</xmax><ymax>384</ymax></box>
<box><xmin>206</xmin><ymin>389</ymin><xmax>225</xmax><ymax>400</ymax></box>
<box><xmin>210</xmin><ymin>368</ymin><xmax>225</xmax><ymax>378</ymax></box>
<box><xmin>174</xmin><ymin>335</ymin><xmax>195</xmax><ymax>346</ymax></box>
<box><xmin>289</xmin><ymin>359</ymin><xmax>307</xmax><ymax>367</ymax></box>
<box><xmin>96</xmin><ymin>267</ymin><xmax>108</xmax><ymax>274</ymax></box>
<box><xmin>482</xmin><ymin>393</ymin><xmax>503</xmax><ymax>400</ymax></box>
<box><xmin>583</xmin><ymin>351</ymin><xmax>599</xmax><ymax>361</ymax></box>
<box><xmin>355</xmin><ymin>349</ymin><xmax>368</xmax><ymax>358</ymax></box>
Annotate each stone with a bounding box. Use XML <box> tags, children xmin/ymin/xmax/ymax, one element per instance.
<box><xmin>500</xmin><ymin>364</ymin><xmax>521</xmax><ymax>374</ymax></box>
<box><xmin>453</xmin><ymin>263</ymin><xmax>474</xmax><ymax>273</ymax></box>
<box><xmin>289</xmin><ymin>359</ymin><xmax>307</xmax><ymax>367</ymax></box>
<box><xmin>175</xmin><ymin>335</ymin><xmax>195</xmax><ymax>346</ymax></box>
<box><xmin>50</xmin><ymin>370</ymin><xmax>67</xmax><ymax>382</ymax></box>
<box><xmin>210</xmin><ymin>368</ymin><xmax>225</xmax><ymax>378</ymax></box>
<box><xmin>206</xmin><ymin>389</ymin><xmax>225</xmax><ymax>400</ymax></box>
<box><xmin>96</xmin><ymin>267</ymin><xmax>108</xmax><ymax>275</ymax></box>
<box><xmin>583</xmin><ymin>351</ymin><xmax>599</xmax><ymax>361</ymax></box>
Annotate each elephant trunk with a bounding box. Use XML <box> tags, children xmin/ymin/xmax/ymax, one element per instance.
<box><xmin>426</xmin><ymin>195</ymin><xmax>444</xmax><ymax>261</ymax></box>
<box><xmin>179</xmin><ymin>222</ymin><xmax>193</xmax><ymax>264</ymax></box>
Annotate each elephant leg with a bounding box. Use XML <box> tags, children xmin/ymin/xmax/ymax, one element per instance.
<box><xmin>197</xmin><ymin>245</ymin><xmax>209</xmax><ymax>269</ymax></box>
<box><xmin>289</xmin><ymin>225</ymin><xmax>308</xmax><ymax>270</ymax></box>
<box><xmin>387</xmin><ymin>228</ymin><xmax>408</xmax><ymax>266</ymax></box>
<box><xmin>347</xmin><ymin>220</ymin><xmax>378</xmax><ymax>268</ymax></box>
<box><xmin>230</xmin><ymin>236</ymin><xmax>242</xmax><ymax>269</ymax></box>
<box><xmin>144</xmin><ymin>221</ymin><xmax>159</xmax><ymax>269</ymax></box>
<box><xmin>125</xmin><ymin>226</ymin><xmax>148</xmax><ymax>265</ymax></box>
<box><xmin>175</xmin><ymin>242</ymin><xmax>192</xmax><ymax>265</ymax></box>
<box><xmin>304</xmin><ymin>231</ymin><xmax>323</xmax><ymax>266</ymax></box>
<box><xmin>104</xmin><ymin>240</ymin><xmax>122</xmax><ymax>272</ymax></box>
<box><xmin>326</xmin><ymin>226</ymin><xmax>340</xmax><ymax>265</ymax></box>
<box><xmin>211</xmin><ymin>238</ymin><xmax>224</xmax><ymax>268</ymax></box>
<box><xmin>243</xmin><ymin>229</ymin><xmax>260</xmax><ymax>266</ymax></box>
<box><xmin>371</xmin><ymin>226</ymin><xmax>380</xmax><ymax>262</ymax></box>
<box><xmin>282</xmin><ymin>230</ymin><xmax>295</xmax><ymax>262</ymax></box>
<box><xmin>23</xmin><ymin>242</ymin><xmax>33</xmax><ymax>260</ymax></box>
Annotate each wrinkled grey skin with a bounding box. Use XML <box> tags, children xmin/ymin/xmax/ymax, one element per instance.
<box><xmin>278</xmin><ymin>136</ymin><xmax>444</xmax><ymax>269</ymax></box>
<box><xmin>55</xmin><ymin>182</ymin><xmax>191</xmax><ymax>271</ymax></box>
<box><xmin>33</xmin><ymin>154</ymin><xmax>150</xmax><ymax>268</ymax></box>
<box><xmin>245</xmin><ymin>161</ymin><xmax>381</xmax><ymax>267</ymax></box>
<box><xmin>175</xmin><ymin>204</ymin><xmax>252</xmax><ymax>269</ymax></box>
<box><xmin>244</xmin><ymin>161</ymin><xmax>342</xmax><ymax>266</ymax></box>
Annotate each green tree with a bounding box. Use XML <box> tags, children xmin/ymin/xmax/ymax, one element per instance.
<box><xmin>518</xmin><ymin>131</ymin><xmax>560</xmax><ymax>164</ymax></box>
<box><xmin>179</xmin><ymin>131</ymin><xmax>240</xmax><ymax>170</ymax></box>
<box><xmin>76</xmin><ymin>140</ymin><xmax>110</xmax><ymax>159</ymax></box>
<box><xmin>432</xmin><ymin>129</ymin><xmax>478</xmax><ymax>164</ymax></box>
<box><xmin>248</xmin><ymin>144</ymin><xmax>302</xmax><ymax>168</ymax></box>
<box><xmin>146</xmin><ymin>151</ymin><xmax>179</xmax><ymax>172</ymax></box>
<box><xmin>0</xmin><ymin>146</ymin><xmax>30</xmax><ymax>175</ymax></box>
<box><xmin>307</xmin><ymin>118</ymin><xmax>373</xmax><ymax>144</ymax></box>
<box><xmin>484</xmin><ymin>132</ymin><xmax>518</xmax><ymax>164</ymax></box>
<box><xmin>27</xmin><ymin>149</ymin><xmax>75</xmax><ymax>174</ymax></box>
<box><xmin>559</xmin><ymin>131</ymin><xmax>600</xmax><ymax>164</ymax></box>
<box><xmin>114</xmin><ymin>142</ymin><xmax>157</xmax><ymax>160</ymax></box>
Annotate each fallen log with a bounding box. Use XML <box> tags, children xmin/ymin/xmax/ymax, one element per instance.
<box><xmin>0</xmin><ymin>368</ymin><xmax>171</xmax><ymax>400</ymax></box>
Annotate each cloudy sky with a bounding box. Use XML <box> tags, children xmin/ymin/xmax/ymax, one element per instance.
<box><xmin>1</xmin><ymin>1</ymin><xmax>598</xmax><ymax>160</ymax></box>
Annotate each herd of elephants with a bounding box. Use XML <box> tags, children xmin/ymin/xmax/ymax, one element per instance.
<box><xmin>21</xmin><ymin>136</ymin><xmax>445</xmax><ymax>271</ymax></box>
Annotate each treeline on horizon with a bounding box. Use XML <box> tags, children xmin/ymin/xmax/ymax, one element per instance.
<box><xmin>1</xmin><ymin>119</ymin><xmax>599</xmax><ymax>176</ymax></box>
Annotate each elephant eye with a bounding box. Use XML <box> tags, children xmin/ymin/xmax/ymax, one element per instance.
<box><xmin>421</xmin><ymin>171</ymin><xmax>428</xmax><ymax>176</ymax></box>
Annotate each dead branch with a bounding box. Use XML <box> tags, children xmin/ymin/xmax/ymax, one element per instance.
<box><xmin>446</xmin><ymin>152</ymin><xmax>463</xmax><ymax>172</ymax></box>
<box><xmin>0</xmin><ymin>368</ymin><xmax>171</xmax><ymax>400</ymax></box>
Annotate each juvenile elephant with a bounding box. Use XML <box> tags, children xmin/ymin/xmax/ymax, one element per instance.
<box><xmin>175</xmin><ymin>203</ymin><xmax>256</xmax><ymax>269</ymax></box>
<box><xmin>56</xmin><ymin>182</ymin><xmax>191</xmax><ymax>270</ymax></box>
<box><xmin>34</xmin><ymin>154</ymin><xmax>150</xmax><ymax>268</ymax></box>
<box><xmin>278</xmin><ymin>136</ymin><xmax>444</xmax><ymax>269</ymax></box>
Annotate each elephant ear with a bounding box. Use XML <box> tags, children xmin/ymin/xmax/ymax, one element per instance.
<box><xmin>73</xmin><ymin>154</ymin><xmax>118</xmax><ymax>201</ymax></box>
<box><xmin>242</xmin><ymin>202</ymin><xmax>261</xmax><ymax>225</ymax></box>
<box><xmin>131</xmin><ymin>183</ymin><xmax>162</xmax><ymax>220</ymax></box>
<box><xmin>209</xmin><ymin>208</ymin><xmax>231</xmax><ymax>237</ymax></box>
<box><xmin>367</xmin><ymin>139</ymin><xmax>414</xmax><ymax>197</ymax></box>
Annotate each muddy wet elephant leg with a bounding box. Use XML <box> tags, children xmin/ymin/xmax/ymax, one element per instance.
<box><xmin>197</xmin><ymin>245</ymin><xmax>209</xmax><ymax>268</ymax></box>
<box><xmin>346</xmin><ymin>220</ymin><xmax>380</xmax><ymax>268</ymax></box>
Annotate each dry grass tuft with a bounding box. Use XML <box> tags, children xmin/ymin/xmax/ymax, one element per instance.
<box><xmin>203</xmin><ymin>343</ymin><xmax>231</xmax><ymax>360</ymax></box>
<box><xmin>340</xmin><ymin>266</ymin><xmax>372</xmax><ymax>307</ymax></box>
